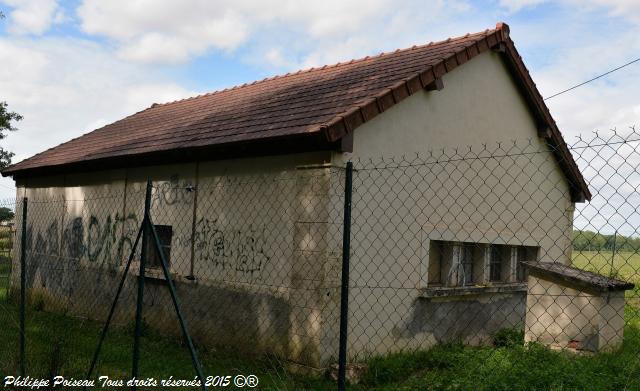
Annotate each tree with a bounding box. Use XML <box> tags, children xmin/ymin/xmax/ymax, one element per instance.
<box><xmin>0</xmin><ymin>102</ymin><xmax>21</xmax><ymax>170</ymax></box>
<box><xmin>0</xmin><ymin>13</ymin><xmax>22</xmax><ymax>170</ymax></box>
<box><xmin>0</xmin><ymin>207</ymin><xmax>14</xmax><ymax>222</ymax></box>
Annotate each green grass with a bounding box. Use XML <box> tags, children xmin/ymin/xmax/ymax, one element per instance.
<box><xmin>572</xmin><ymin>250</ymin><xmax>640</xmax><ymax>308</ymax></box>
<box><xmin>0</xmin><ymin>227</ymin><xmax>12</xmax><ymax>239</ymax></box>
<box><xmin>354</xmin><ymin>325</ymin><xmax>640</xmax><ymax>390</ymax></box>
<box><xmin>572</xmin><ymin>250</ymin><xmax>640</xmax><ymax>282</ymax></box>
<box><xmin>0</xmin><ymin>273</ymin><xmax>320</xmax><ymax>389</ymax></box>
<box><xmin>0</xmin><ymin>239</ymin><xmax>11</xmax><ymax>252</ymax></box>
<box><xmin>0</xmin><ymin>300</ymin><xmax>331</xmax><ymax>390</ymax></box>
<box><xmin>0</xmin><ymin>257</ymin><xmax>11</xmax><ymax>301</ymax></box>
<box><xmin>0</xmin><ymin>301</ymin><xmax>638</xmax><ymax>390</ymax></box>
<box><xmin>0</xmin><ymin>226</ymin><xmax>13</xmax><ymax>251</ymax></box>
<box><xmin>0</xmin><ymin>251</ymin><xmax>636</xmax><ymax>389</ymax></box>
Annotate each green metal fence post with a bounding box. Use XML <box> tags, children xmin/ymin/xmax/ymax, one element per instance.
<box><xmin>148</xmin><ymin>218</ymin><xmax>207</xmax><ymax>390</ymax></box>
<box><xmin>338</xmin><ymin>162</ymin><xmax>353</xmax><ymax>391</ymax></box>
<box><xmin>19</xmin><ymin>197</ymin><xmax>28</xmax><ymax>376</ymax></box>
<box><xmin>132</xmin><ymin>179</ymin><xmax>152</xmax><ymax>390</ymax></box>
<box><xmin>84</xmin><ymin>225</ymin><xmax>144</xmax><ymax>390</ymax></box>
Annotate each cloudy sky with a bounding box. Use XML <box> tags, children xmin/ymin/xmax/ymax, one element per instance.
<box><xmin>0</xmin><ymin>0</ymin><xmax>639</xmax><ymax>199</ymax></box>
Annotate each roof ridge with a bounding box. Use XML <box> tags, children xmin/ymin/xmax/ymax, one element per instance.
<box><xmin>146</xmin><ymin>28</ymin><xmax>499</xmax><ymax>110</ymax></box>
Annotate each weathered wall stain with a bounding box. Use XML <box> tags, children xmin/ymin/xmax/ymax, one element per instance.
<box><xmin>395</xmin><ymin>293</ymin><xmax>526</xmax><ymax>343</ymax></box>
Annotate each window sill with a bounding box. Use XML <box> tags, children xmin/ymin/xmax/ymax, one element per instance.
<box><xmin>143</xmin><ymin>267</ymin><xmax>172</xmax><ymax>281</ymax></box>
<box><xmin>420</xmin><ymin>283</ymin><xmax>527</xmax><ymax>298</ymax></box>
<box><xmin>131</xmin><ymin>267</ymin><xmax>197</xmax><ymax>284</ymax></box>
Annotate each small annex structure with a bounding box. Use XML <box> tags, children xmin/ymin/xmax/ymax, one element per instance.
<box><xmin>525</xmin><ymin>261</ymin><xmax>634</xmax><ymax>352</ymax></box>
<box><xmin>3</xmin><ymin>23</ymin><xmax>606</xmax><ymax>369</ymax></box>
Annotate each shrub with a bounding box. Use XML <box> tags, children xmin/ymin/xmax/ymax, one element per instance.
<box><xmin>493</xmin><ymin>327</ymin><xmax>524</xmax><ymax>348</ymax></box>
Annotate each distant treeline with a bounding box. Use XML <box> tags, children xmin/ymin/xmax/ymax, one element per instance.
<box><xmin>573</xmin><ymin>230</ymin><xmax>640</xmax><ymax>252</ymax></box>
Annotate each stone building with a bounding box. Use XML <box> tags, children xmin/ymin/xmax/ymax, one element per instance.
<box><xmin>3</xmin><ymin>23</ymin><xmax>593</xmax><ymax>368</ymax></box>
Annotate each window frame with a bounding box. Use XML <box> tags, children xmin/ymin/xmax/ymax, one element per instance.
<box><xmin>145</xmin><ymin>224</ymin><xmax>173</xmax><ymax>269</ymax></box>
<box><xmin>427</xmin><ymin>239</ymin><xmax>538</xmax><ymax>289</ymax></box>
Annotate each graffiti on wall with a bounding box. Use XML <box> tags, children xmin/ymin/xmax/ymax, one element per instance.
<box><xmin>152</xmin><ymin>175</ymin><xmax>194</xmax><ymax>208</ymax></box>
<box><xmin>86</xmin><ymin>213</ymin><xmax>139</xmax><ymax>265</ymax></box>
<box><xmin>189</xmin><ymin>217</ymin><xmax>271</xmax><ymax>277</ymax></box>
<box><xmin>26</xmin><ymin>212</ymin><xmax>139</xmax><ymax>271</ymax></box>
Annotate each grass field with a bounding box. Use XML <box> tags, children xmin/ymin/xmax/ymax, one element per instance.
<box><xmin>0</xmin><ymin>301</ymin><xmax>638</xmax><ymax>390</ymax></box>
<box><xmin>0</xmin><ymin>251</ymin><xmax>637</xmax><ymax>389</ymax></box>
<box><xmin>572</xmin><ymin>250</ymin><xmax>640</xmax><ymax>311</ymax></box>
<box><xmin>0</xmin><ymin>300</ymin><xmax>331</xmax><ymax>390</ymax></box>
<box><xmin>572</xmin><ymin>250</ymin><xmax>640</xmax><ymax>282</ymax></box>
<box><xmin>0</xmin><ymin>254</ymin><xmax>10</xmax><ymax>301</ymax></box>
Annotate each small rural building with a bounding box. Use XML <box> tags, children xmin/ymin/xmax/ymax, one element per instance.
<box><xmin>3</xmin><ymin>23</ymin><xmax>595</xmax><ymax>368</ymax></box>
<box><xmin>525</xmin><ymin>261</ymin><xmax>633</xmax><ymax>352</ymax></box>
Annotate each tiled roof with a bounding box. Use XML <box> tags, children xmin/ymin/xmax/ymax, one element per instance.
<box><xmin>2</xmin><ymin>22</ymin><xmax>590</xmax><ymax>201</ymax></box>
<box><xmin>525</xmin><ymin>261</ymin><xmax>635</xmax><ymax>292</ymax></box>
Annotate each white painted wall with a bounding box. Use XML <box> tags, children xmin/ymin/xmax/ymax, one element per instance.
<box><xmin>331</xmin><ymin>51</ymin><xmax>576</xmax><ymax>358</ymax></box>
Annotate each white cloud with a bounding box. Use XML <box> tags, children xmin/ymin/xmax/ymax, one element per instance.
<box><xmin>1</xmin><ymin>0</ymin><xmax>63</xmax><ymax>35</ymax></box>
<box><xmin>77</xmin><ymin>1</ymin><xmax>253</xmax><ymax>63</ymax></box>
<box><xmin>0</xmin><ymin>36</ymin><xmax>196</xmax><ymax>197</ymax></box>
<box><xmin>262</xmin><ymin>48</ymin><xmax>291</xmax><ymax>69</ymax></box>
<box><xmin>76</xmin><ymin>0</ymin><xmax>472</xmax><ymax>65</ymax></box>
<box><xmin>499</xmin><ymin>0</ymin><xmax>547</xmax><ymax>13</ymax></box>
<box><xmin>531</xmin><ymin>23</ymin><xmax>640</xmax><ymax>138</ymax></box>
<box><xmin>501</xmin><ymin>0</ymin><xmax>640</xmax><ymax>22</ymax></box>
<box><xmin>241</xmin><ymin>0</ymin><xmax>484</xmax><ymax>71</ymax></box>
<box><xmin>571</xmin><ymin>0</ymin><xmax>640</xmax><ymax>23</ymax></box>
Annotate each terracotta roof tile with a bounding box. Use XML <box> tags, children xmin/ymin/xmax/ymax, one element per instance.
<box><xmin>2</xmin><ymin>23</ymin><xmax>591</xmax><ymax>201</ymax></box>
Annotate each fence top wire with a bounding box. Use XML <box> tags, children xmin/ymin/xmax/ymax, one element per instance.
<box><xmin>349</xmin><ymin>140</ymin><xmax>549</xmax><ymax>171</ymax></box>
<box><xmin>570</xmin><ymin>126</ymin><xmax>640</xmax><ymax>149</ymax></box>
<box><xmin>151</xmin><ymin>166</ymin><xmax>347</xmax><ymax>192</ymax></box>
<box><xmin>348</xmin><ymin>127</ymin><xmax>640</xmax><ymax>171</ymax></box>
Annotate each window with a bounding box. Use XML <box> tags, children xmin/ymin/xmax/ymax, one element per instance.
<box><xmin>489</xmin><ymin>245</ymin><xmax>502</xmax><ymax>282</ymax></box>
<box><xmin>516</xmin><ymin>246</ymin><xmax>535</xmax><ymax>282</ymax></box>
<box><xmin>145</xmin><ymin>225</ymin><xmax>172</xmax><ymax>269</ymax></box>
<box><xmin>428</xmin><ymin>240</ymin><xmax>538</xmax><ymax>287</ymax></box>
<box><xmin>428</xmin><ymin>241</ymin><xmax>485</xmax><ymax>287</ymax></box>
<box><xmin>488</xmin><ymin>245</ymin><xmax>513</xmax><ymax>282</ymax></box>
<box><xmin>460</xmin><ymin>244</ymin><xmax>474</xmax><ymax>286</ymax></box>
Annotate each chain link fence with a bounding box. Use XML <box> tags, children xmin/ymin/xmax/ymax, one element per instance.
<box><xmin>0</xmin><ymin>198</ymin><xmax>18</xmax><ymax>377</ymax></box>
<box><xmin>1</xmin><ymin>128</ymin><xmax>639</xmax><ymax>389</ymax></box>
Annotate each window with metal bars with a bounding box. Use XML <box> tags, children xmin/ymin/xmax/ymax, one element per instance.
<box><xmin>489</xmin><ymin>245</ymin><xmax>502</xmax><ymax>282</ymax></box>
<box><xmin>460</xmin><ymin>244</ymin><xmax>474</xmax><ymax>286</ymax></box>
<box><xmin>428</xmin><ymin>240</ymin><xmax>537</xmax><ymax>287</ymax></box>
